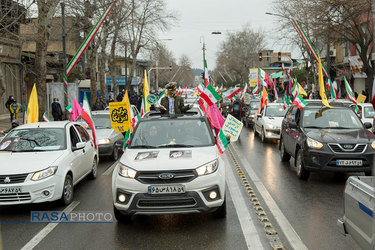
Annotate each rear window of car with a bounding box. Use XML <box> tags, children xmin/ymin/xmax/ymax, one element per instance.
<box><xmin>92</xmin><ymin>114</ymin><xmax>112</xmax><ymax>129</ymax></box>
<box><xmin>265</xmin><ymin>105</ymin><xmax>286</xmax><ymax>117</ymax></box>
<box><xmin>129</xmin><ymin>118</ymin><xmax>215</xmax><ymax>148</ymax></box>
<box><xmin>363</xmin><ymin>106</ymin><xmax>375</xmax><ymax>118</ymax></box>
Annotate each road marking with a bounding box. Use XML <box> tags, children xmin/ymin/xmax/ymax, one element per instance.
<box><xmin>232</xmin><ymin>143</ymin><xmax>307</xmax><ymax>250</ymax></box>
<box><xmin>20</xmin><ymin>201</ymin><xmax>80</xmax><ymax>250</ymax></box>
<box><xmin>102</xmin><ymin>160</ymin><xmax>119</xmax><ymax>176</ymax></box>
<box><xmin>224</xmin><ymin>154</ymin><xmax>265</xmax><ymax>249</ymax></box>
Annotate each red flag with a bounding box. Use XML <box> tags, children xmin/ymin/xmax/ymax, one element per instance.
<box><xmin>372</xmin><ymin>78</ymin><xmax>375</xmax><ymax>110</ymax></box>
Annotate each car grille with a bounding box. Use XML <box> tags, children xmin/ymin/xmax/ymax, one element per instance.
<box><xmin>328</xmin><ymin>144</ymin><xmax>367</xmax><ymax>154</ymax></box>
<box><xmin>0</xmin><ymin>174</ymin><xmax>29</xmax><ymax>184</ymax></box>
<box><xmin>136</xmin><ymin>170</ymin><xmax>196</xmax><ymax>184</ymax></box>
<box><xmin>137</xmin><ymin>197</ymin><xmax>197</xmax><ymax>208</ymax></box>
<box><xmin>0</xmin><ymin>193</ymin><xmax>31</xmax><ymax>202</ymax></box>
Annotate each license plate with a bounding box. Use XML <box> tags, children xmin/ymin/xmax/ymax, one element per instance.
<box><xmin>148</xmin><ymin>185</ymin><xmax>185</xmax><ymax>194</ymax></box>
<box><xmin>336</xmin><ymin>160</ymin><xmax>363</xmax><ymax>166</ymax></box>
<box><xmin>0</xmin><ymin>186</ymin><xmax>22</xmax><ymax>194</ymax></box>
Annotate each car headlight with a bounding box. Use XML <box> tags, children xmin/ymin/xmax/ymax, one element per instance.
<box><xmin>307</xmin><ymin>137</ymin><xmax>323</xmax><ymax>149</ymax></box>
<box><xmin>98</xmin><ymin>139</ymin><xmax>110</xmax><ymax>145</ymax></box>
<box><xmin>195</xmin><ymin>160</ymin><xmax>218</xmax><ymax>176</ymax></box>
<box><xmin>371</xmin><ymin>141</ymin><xmax>375</xmax><ymax>150</ymax></box>
<box><xmin>31</xmin><ymin>166</ymin><xmax>58</xmax><ymax>181</ymax></box>
<box><xmin>118</xmin><ymin>164</ymin><xmax>137</xmax><ymax>179</ymax></box>
<box><xmin>249</xmin><ymin>114</ymin><xmax>255</xmax><ymax>118</ymax></box>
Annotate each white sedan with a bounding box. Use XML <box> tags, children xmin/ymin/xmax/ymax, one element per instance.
<box><xmin>255</xmin><ymin>103</ymin><xmax>286</xmax><ymax>142</ymax></box>
<box><xmin>0</xmin><ymin>121</ymin><xmax>98</xmax><ymax>205</ymax></box>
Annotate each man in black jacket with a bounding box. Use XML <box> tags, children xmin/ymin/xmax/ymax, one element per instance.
<box><xmin>5</xmin><ymin>96</ymin><xmax>16</xmax><ymax>122</ymax></box>
<box><xmin>51</xmin><ymin>98</ymin><xmax>63</xmax><ymax>121</ymax></box>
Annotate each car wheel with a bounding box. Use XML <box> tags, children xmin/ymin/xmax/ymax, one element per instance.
<box><xmin>213</xmin><ymin>198</ymin><xmax>227</xmax><ymax>218</ymax></box>
<box><xmin>111</xmin><ymin>146</ymin><xmax>119</xmax><ymax>161</ymax></box>
<box><xmin>60</xmin><ymin>175</ymin><xmax>73</xmax><ymax>205</ymax></box>
<box><xmin>261</xmin><ymin>128</ymin><xmax>266</xmax><ymax>143</ymax></box>
<box><xmin>88</xmin><ymin>157</ymin><xmax>97</xmax><ymax>180</ymax></box>
<box><xmin>114</xmin><ymin>206</ymin><xmax>132</xmax><ymax>223</ymax></box>
<box><xmin>296</xmin><ymin>150</ymin><xmax>310</xmax><ymax>180</ymax></box>
<box><xmin>280</xmin><ymin>139</ymin><xmax>291</xmax><ymax>162</ymax></box>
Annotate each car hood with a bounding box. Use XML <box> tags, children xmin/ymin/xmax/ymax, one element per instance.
<box><xmin>121</xmin><ymin>146</ymin><xmax>218</xmax><ymax>171</ymax></box>
<box><xmin>264</xmin><ymin>117</ymin><xmax>283</xmax><ymax>127</ymax></box>
<box><xmin>0</xmin><ymin>151</ymin><xmax>65</xmax><ymax>175</ymax></box>
<box><xmin>304</xmin><ymin>128</ymin><xmax>375</xmax><ymax>143</ymax></box>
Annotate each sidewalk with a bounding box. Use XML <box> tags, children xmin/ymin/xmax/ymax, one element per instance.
<box><xmin>0</xmin><ymin>113</ymin><xmax>23</xmax><ymax>132</ymax></box>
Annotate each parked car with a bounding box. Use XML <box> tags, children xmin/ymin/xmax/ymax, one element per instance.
<box><xmin>337</xmin><ymin>176</ymin><xmax>374</xmax><ymax>250</ymax></box>
<box><xmin>352</xmin><ymin>103</ymin><xmax>375</xmax><ymax>130</ymax></box>
<box><xmin>243</xmin><ymin>100</ymin><xmax>260</xmax><ymax>128</ymax></box>
<box><xmin>112</xmin><ymin>113</ymin><xmax>227</xmax><ymax>222</ymax></box>
<box><xmin>280</xmin><ymin>102</ymin><xmax>374</xmax><ymax>180</ymax></box>
<box><xmin>254</xmin><ymin>103</ymin><xmax>286</xmax><ymax>142</ymax></box>
<box><xmin>0</xmin><ymin>121</ymin><xmax>98</xmax><ymax>205</ymax></box>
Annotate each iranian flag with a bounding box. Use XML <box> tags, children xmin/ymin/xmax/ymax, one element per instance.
<box><xmin>283</xmin><ymin>93</ymin><xmax>289</xmax><ymax>110</ymax></box>
<box><xmin>222</xmin><ymin>86</ymin><xmax>242</xmax><ymax>99</ymax></box>
<box><xmin>291</xmin><ymin>80</ymin><xmax>299</xmax><ymax>98</ymax></box>
<box><xmin>330</xmin><ymin>79</ymin><xmax>338</xmax><ymax>99</ymax></box>
<box><xmin>122</xmin><ymin>129</ymin><xmax>131</xmax><ymax>151</ymax></box>
<box><xmin>204</xmin><ymin>60</ymin><xmax>210</xmax><ymax>87</ymax></box>
<box><xmin>216</xmin><ymin>129</ymin><xmax>229</xmax><ymax>154</ymax></box>
<box><xmin>65</xmin><ymin>105</ymin><xmax>73</xmax><ymax>113</ymax></box>
<box><xmin>258</xmin><ymin>68</ymin><xmax>272</xmax><ymax>87</ymax></box>
<box><xmin>82</xmin><ymin>93</ymin><xmax>97</xmax><ymax>148</ymax></box>
<box><xmin>240</xmin><ymin>83</ymin><xmax>248</xmax><ymax>101</ymax></box>
<box><xmin>293</xmin><ymin>94</ymin><xmax>308</xmax><ymax>110</ymax></box>
<box><xmin>308</xmin><ymin>92</ymin><xmax>313</xmax><ymax>99</ymax></box>
<box><xmin>344</xmin><ymin>77</ymin><xmax>359</xmax><ymax>105</ymax></box>
<box><xmin>252</xmin><ymin>85</ymin><xmax>260</xmax><ymax>94</ymax></box>
<box><xmin>372</xmin><ymin>78</ymin><xmax>375</xmax><ymax>110</ymax></box>
<box><xmin>42</xmin><ymin>112</ymin><xmax>51</xmax><ymax>122</ymax></box>
<box><xmin>199</xmin><ymin>83</ymin><xmax>221</xmax><ymax>106</ymax></box>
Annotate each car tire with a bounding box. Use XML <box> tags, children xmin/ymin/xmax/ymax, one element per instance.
<box><xmin>296</xmin><ymin>150</ymin><xmax>310</xmax><ymax>180</ymax></box>
<box><xmin>261</xmin><ymin>128</ymin><xmax>266</xmax><ymax>143</ymax></box>
<box><xmin>280</xmin><ymin>139</ymin><xmax>291</xmax><ymax>162</ymax></box>
<box><xmin>60</xmin><ymin>175</ymin><xmax>74</xmax><ymax>205</ymax></box>
<box><xmin>213</xmin><ymin>198</ymin><xmax>227</xmax><ymax>218</ymax></box>
<box><xmin>88</xmin><ymin>157</ymin><xmax>97</xmax><ymax>180</ymax></box>
<box><xmin>111</xmin><ymin>146</ymin><xmax>119</xmax><ymax>161</ymax></box>
<box><xmin>114</xmin><ymin>206</ymin><xmax>132</xmax><ymax>223</ymax></box>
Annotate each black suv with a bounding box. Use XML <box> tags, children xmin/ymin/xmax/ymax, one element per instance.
<box><xmin>243</xmin><ymin>99</ymin><xmax>260</xmax><ymax>128</ymax></box>
<box><xmin>280</xmin><ymin>101</ymin><xmax>375</xmax><ymax>180</ymax></box>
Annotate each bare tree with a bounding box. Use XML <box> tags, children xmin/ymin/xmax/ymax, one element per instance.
<box><xmin>148</xmin><ymin>42</ymin><xmax>176</xmax><ymax>88</ymax></box>
<box><xmin>175</xmin><ymin>54</ymin><xmax>193</xmax><ymax>87</ymax></box>
<box><xmin>125</xmin><ymin>0</ymin><xmax>176</xmax><ymax>91</ymax></box>
<box><xmin>214</xmin><ymin>25</ymin><xmax>266</xmax><ymax>86</ymax></box>
<box><xmin>35</xmin><ymin>0</ymin><xmax>60</xmax><ymax>118</ymax></box>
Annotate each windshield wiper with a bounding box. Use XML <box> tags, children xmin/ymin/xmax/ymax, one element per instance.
<box><xmin>157</xmin><ymin>144</ymin><xmax>195</xmax><ymax>148</ymax></box>
<box><xmin>328</xmin><ymin>127</ymin><xmax>355</xmax><ymax>129</ymax></box>
<box><xmin>130</xmin><ymin>145</ymin><xmax>157</xmax><ymax>149</ymax></box>
<box><xmin>304</xmin><ymin>126</ymin><xmax>324</xmax><ymax>129</ymax></box>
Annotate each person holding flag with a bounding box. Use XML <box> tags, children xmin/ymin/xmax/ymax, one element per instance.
<box><xmin>159</xmin><ymin>82</ymin><xmax>193</xmax><ymax>115</ymax></box>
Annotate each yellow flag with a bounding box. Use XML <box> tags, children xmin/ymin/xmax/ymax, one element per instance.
<box><xmin>318</xmin><ymin>56</ymin><xmax>332</xmax><ymax>108</ymax></box>
<box><xmin>26</xmin><ymin>84</ymin><xmax>39</xmax><ymax>123</ymax></box>
<box><xmin>143</xmin><ymin>69</ymin><xmax>151</xmax><ymax>112</ymax></box>
<box><xmin>298</xmin><ymin>83</ymin><xmax>307</xmax><ymax>97</ymax></box>
<box><xmin>109</xmin><ymin>92</ymin><xmax>131</xmax><ymax>133</ymax></box>
<box><xmin>123</xmin><ymin>90</ymin><xmax>132</xmax><ymax>132</ymax></box>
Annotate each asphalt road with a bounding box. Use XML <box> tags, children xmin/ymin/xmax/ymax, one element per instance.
<box><xmin>0</xmin><ymin>126</ymin><xmax>362</xmax><ymax>250</ymax></box>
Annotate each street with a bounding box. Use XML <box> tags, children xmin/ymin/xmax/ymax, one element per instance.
<box><xmin>0</xmin><ymin>126</ymin><xmax>360</xmax><ymax>250</ymax></box>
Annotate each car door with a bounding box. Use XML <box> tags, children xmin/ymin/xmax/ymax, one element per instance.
<box><xmin>289</xmin><ymin>107</ymin><xmax>301</xmax><ymax>157</ymax></box>
<box><xmin>75</xmin><ymin>125</ymin><xmax>96</xmax><ymax>174</ymax></box>
<box><xmin>69</xmin><ymin>125</ymin><xmax>86</xmax><ymax>182</ymax></box>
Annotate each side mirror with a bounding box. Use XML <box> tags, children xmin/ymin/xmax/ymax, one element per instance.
<box><xmin>364</xmin><ymin>122</ymin><xmax>372</xmax><ymax>129</ymax></box>
<box><xmin>225</xmin><ymin>135</ymin><xmax>231</xmax><ymax>144</ymax></box>
<box><xmin>73</xmin><ymin>142</ymin><xmax>86</xmax><ymax>151</ymax></box>
<box><xmin>289</xmin><ymin>122</ymin><xmax>298</xmax><ymax>129</ymax></box>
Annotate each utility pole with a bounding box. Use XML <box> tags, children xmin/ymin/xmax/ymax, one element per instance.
<box><xmin>61</xmin><ymin>1</ymin><xmax>68</xmax><ymax>112</ymax></box>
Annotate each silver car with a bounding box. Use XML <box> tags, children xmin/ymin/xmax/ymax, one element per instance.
<box><xmin>91</xmin><ymin>110</ymin><xmax>124</xmax><ymax>160</ymax></box>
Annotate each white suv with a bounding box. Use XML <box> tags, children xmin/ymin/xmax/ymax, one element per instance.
<box><xmin>112</xmin><ymin>114</ymin><xmax>226</xmax><ymax>222</ymax></box>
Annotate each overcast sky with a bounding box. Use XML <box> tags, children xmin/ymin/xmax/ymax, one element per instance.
<box><xmin>160</xmin><ymin>0</ymin><xmax>296</xmax><ymax>70</ymax></box>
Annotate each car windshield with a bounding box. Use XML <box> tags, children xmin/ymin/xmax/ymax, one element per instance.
<box><xmin>250</xmin><ymin>101</ymin><xmax>260</xmax><ymax>110</ymax></box>
<box><xmin>363</xmin><ymin>106</ymin><xmax>375</xmax><ymax>118</ymax></box>
<box><xmin>129</xmin><ymin>118</ymin><xmax>214</xmax><ymax>148</ymax></box>
<box><xmin>302</xmin><ymin>108</ymin><xmax>363</xmax><ymax>129</ymax></box>
<box><xmin>265</xmin><ymin>105</ymin><xmax>286</xmax><ymax>117</ymax></box>
<box><xmin>93</xmin><ymin>114</ymin><xmax>111</xmax><ymax>129</ymax></box>
<box><xmin>0</xmin><ymin>128</ymin><xmax>66</xmax><ymax>152</ymax></box>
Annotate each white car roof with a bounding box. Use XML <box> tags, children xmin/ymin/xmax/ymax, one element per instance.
<box><xmin>265</xmin><ymin>103</ymin><xmax>283</xmax><ymax>107</ymax></box>
<box><xmin>13</xmin><ymin>121</ymin><xmax>72</xmax><ymax>129</ymax></box>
